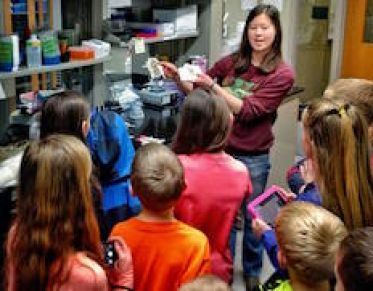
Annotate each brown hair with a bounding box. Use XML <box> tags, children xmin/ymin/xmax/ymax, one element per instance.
<box><xmin>234</xmin><ymin>4</ymin><xmax>282</xmax><ymax>74</ymax></box>
<box><xmin>179</xmin><ymin>275</ymin><xmax>231</xmax><ymax>291</ymax></box>
<box><xmin>7</xmin><ymin>134</ymin><xmax>102</xmax><ymax>291</ymax></box>
<box><xmin>338</xmin><ymin>227</ymin><xmax>373</xmax><ymax>291</ymax></box>
<box><xmin>276</xmin><ymin>202</ymin><xmax>347</xmax><ymax>286</ymax></box>
<box><xmin>324</xmin><ymin>78</ymin><xmax>373</xmax><ymax>125</ymax></box>
<box><xmin>40</xmin><ymin>90</ymin><xmax>90</xmax><ymax>141</ymax></box>
<box><xmin>131</xmin><ymin>143</ymin><xmax>185</xmax><ymax>212</ymax></box>
<box><xmin>303</xmin><ymin>98</ymin><xmax>373</xmax><ymax>229</ymax></box>
<box><xmin>172</xmin><ymin>89</ymin><xmax>232</xmax><ymax>154</ymax></box>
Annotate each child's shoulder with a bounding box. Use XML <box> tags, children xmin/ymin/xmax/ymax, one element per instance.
<box><xmin>175</xmin><ymin>220</ymin><xmax>209</xmax><ymax>244</ymax></box>
<box><xmin>111</xmin><ymin>217</ymin><xmax>138</xmax><ymax>234</ymax></box>
<box><xmin>179</xmin><ymin>152</ymin><xmax>247</xmax><ymax>174</ymax></box>
<box><xmin>224</xmin><ymin>153</ymin><xmax>249</xmax><ymax>172</ymax></box>
<box><xmin>62</xmin><ymin>252</ymin><xmax>107</xmax><ymax>290</ymax></box>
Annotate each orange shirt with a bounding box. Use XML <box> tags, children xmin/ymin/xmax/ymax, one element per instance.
<box><xmin>111</xmin><ymin>218</ymin><xmax>211</xmax><ymax>291</ymax></box>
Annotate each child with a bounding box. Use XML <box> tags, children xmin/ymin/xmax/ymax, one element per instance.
<box><xmin>302</xmin><ymin>98</ymin><xmax>373</xmax><ymax>229</ymax></box>
<box><xmin>254</xmin><ymin>98</ymin><xmax>373</xmax><ymax>272</ymax></box>
<box><xmin>256</xmin><ymin>202</ymin><xmax>347</xmax><ymax>291</ymax></box>
<box><xmin>41</xmin><ymin>90</ymin><xmax>109</xmax><ymax>239</ymax></box>
<box><xmin>325</xmin><ymin>78</ymin><xmax>373</xmax><ymax>166</ymax></box>
<box><xmin>288</xmin><ymin>78</ymin><xmax>373</xmax><ymax>196</ymax></box>
<box><xmin>324</xmin><ymin>78</ymin><xmax>373</xmax><ymax>132</ymax></box>
<box><xmin>5</xmin><ymin>134</ymin><xmax>133</xmax><ymax>290</ymax></box>
<box><xmin>172</xmin><ymin>88</ymin><xmax>251</xmax><ymax>284</ymax></box>
<box><xmin>335</xmin><ymin>227</ymin><xmax>373</xmax><ymax>291</ymax></box>
<box><xmin>42</xmin><ymin>90</ymin><xmax>141</xmax><ymax>237</ymax></box>
<box><xmin>111</xmin><ymin>143</ymin><xmax>211</xmax><ymax>291</ymax></box>
<box><xmin>179</xmin><ymin>275</ymin><xmax>231</xmax><ymax>291</ymax></box>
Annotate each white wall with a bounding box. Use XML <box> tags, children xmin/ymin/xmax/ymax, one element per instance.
<box><xmin>329</xmin><ymin>0</ymin><xmax>347</xmax><ymax>82</ymax></box>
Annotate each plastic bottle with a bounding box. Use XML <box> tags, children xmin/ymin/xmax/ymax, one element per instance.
<box><xmin>26</xmin><ymin>34</ymin><xmax>42</xmax><ymax>68</ymax></box>
<box><xmin>39</xmin><ymin>30</ymin><xmax>61</xmax><ymax>65</ymax></box>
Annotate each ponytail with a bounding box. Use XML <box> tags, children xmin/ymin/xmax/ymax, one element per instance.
<box><xmin>303</xmin><ymin>100</ymin><xmax>373</xmax><ymax>229</ymax></box>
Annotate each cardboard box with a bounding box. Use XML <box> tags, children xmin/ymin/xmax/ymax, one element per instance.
<box><xmin>153</xmin><ymin>5</ymin><xmax>197</xmax><ymax>33</ymax></box>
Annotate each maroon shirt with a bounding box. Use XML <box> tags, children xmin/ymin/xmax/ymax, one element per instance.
<box><xmin>207</xmin><ymin>55</ymin><xmax>295</xmax><ymax>153</ymax></box>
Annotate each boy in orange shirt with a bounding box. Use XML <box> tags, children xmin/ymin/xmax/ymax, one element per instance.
<box><xmin>111</xmin><ymin>143</ymin><xmax>211</xmax><ymax>291</ymax></box>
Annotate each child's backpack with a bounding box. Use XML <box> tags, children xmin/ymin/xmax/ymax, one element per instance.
<box><xmin>87</xmin><ymin>110</ymin><xmax>141</xmax><ymax>229</ymax></box>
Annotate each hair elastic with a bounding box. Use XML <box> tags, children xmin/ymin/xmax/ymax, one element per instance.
<box><xmin>338</xmin><ymin>104</ymin><xmax>350</xmax><ymax>118</ymax></box>
<box><xmin>339</xmin><ymin>107</ymin><xmax>347</xmax><ymax>117</ymax></box>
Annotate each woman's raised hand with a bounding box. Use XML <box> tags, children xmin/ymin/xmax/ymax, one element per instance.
<box><xmin>194</xmin><ymin>73</ymin><xmax>214</xmax><ymax>89</ymax></box>
<box><xmin>160</xmin><ymin>61</ymin><xmax>179</xmax><ymax>81</ymax></box>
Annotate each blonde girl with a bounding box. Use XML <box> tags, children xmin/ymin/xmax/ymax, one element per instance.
<box><xmin>302</xmin><ymin>98</ymin><xmax>373</xmax><ymax>229</ymax></box>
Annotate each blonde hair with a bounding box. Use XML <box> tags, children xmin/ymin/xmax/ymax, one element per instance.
<box><xmin>324</xmin><ymin>78</ymin><xmax>373</xmax><ymax>125</ymax></box>
<box><xmin>131</xmin><ymin>143</ymin><xmax>185</xmax><ymax>212</ymax></box>
<box><xmin>276</xmin><ymin>202</ymin><xmax>347</xmax><ymax>286</ymax></box>
<box><xmin>179</xmin><ymin>275</ymin><xmax>231</xmax><ymax>291</ymax></box>
<box><xmin>303</xmin><ymin>98</ymin><xmax>373</xmax><ymax>229</ymax></box>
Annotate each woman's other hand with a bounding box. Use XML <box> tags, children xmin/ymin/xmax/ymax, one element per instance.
<box><xmin>252</xmin><ymin>218</ymin><xmax>271</xmax><ymax>239</ymax></box>
<box><xmin>194</xmin><ymin>73</ymin><xmax>214</xmax><ymax>89</ymax></box>
<box><xmin>107</xmin><ymin>236</ymin><xmax>134</xmax><ymax>289</ymax></box>
<box><xmin>160</xmin><ymin>61</ymin><xmax>179</xmax><ymax>81</ymax></box>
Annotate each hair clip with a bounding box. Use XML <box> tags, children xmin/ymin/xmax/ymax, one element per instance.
<box><xmin>339</xmin><ymin>104</ymin><xmax>350</xmax><ymax>117</ymax></box>
<box><xmin>339</xmin><ymin>107</ymin><xmax>346</xmax><ymax>117</ymax></box>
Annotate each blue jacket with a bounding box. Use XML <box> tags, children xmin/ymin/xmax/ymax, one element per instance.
<box><xmin>87</xmin><ymin>110</ymin><xmax>141</xmax><ymax>223</ymax></box>
<box><xmin>261</xmin><ymin>183</ymin><xmax>321</xmax><ymax>271</ymax></box>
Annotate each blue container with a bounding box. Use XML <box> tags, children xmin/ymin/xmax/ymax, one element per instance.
<box><xmin>0</xmin><ymin>63</ymin><xmax>13</xmax><ymax>72</ymax></box>
<box><xmin>39</xmin><ymin>31</ymin><xmax>61</xmax><ymax>66</ymax></box>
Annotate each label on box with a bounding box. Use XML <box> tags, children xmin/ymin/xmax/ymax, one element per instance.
<box><xmin>134</xmin><ymin>38</ymin><xmax>146</xmax><ymax>54</ymax></box>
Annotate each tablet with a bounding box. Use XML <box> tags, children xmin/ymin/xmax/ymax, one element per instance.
<box><xmin>247</xmin><ymin>185</ymin><xmax>287</xmax><ymax>227</ymax></box>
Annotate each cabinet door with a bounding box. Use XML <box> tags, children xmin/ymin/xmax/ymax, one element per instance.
<box><xmin>341</xmin><ymin>0</ymin><xmax>373</xmax><ymax>80</ymax></box>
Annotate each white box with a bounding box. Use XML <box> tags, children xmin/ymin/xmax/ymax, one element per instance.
<box><xmin>108</xmin><ymin>0</ymin><xmax>131</xmax><ymax>8</ymax></box>
<box><xmin>126</xmin><ymin>22</ymin><xmax>175</xmax><ymax>37</ymax></box>
<box><xmin>82</xmin><ymin>39</ymin><xmax>111</xmax><ymax>58</ymax></box>
<box><xmin>153</xmin><ymin>5</ymin><xmax>197</xmax><ymax>33</ymax></box>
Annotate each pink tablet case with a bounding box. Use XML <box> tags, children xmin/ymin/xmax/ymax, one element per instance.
<box><xmin>247</xmin><ymin>185</ymin><xmax>288</xmax><ymax>220</ymax></box>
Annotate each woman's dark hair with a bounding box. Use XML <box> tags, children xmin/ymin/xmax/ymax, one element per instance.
<box><xmin>40</xmin><ymin>90</ymin><xmax>90</xmax><ymax>141</ymax></box>
<box><xmin>172</xmin><ymin>89</ymin><xmax>232</xmax><ymax>154</ymax></box>
<box><xmin>234</xmin><ymin>4</ymin><xmax>282</xmax><ymax>74</ymax></box>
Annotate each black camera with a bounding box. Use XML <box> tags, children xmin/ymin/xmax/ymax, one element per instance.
<box><xmin>103</xmin><ymin>241</ymin><xmax>118</xmax><ymax>266</ymax></box>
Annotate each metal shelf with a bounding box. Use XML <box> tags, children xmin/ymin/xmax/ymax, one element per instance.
<box><xmin>118</xmin><ymin>30</ymin><xmax>199</xmax><ymax>47</ymax></box>
<box><xmin>0</xmin><ymin>56</ymin><xmax>111</xmax><ymax>80</ymax></box>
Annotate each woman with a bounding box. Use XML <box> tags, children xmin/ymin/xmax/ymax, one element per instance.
<box><xmin>163</xmin><ymin>4</ymin><xmax>294</xmax><ymax>289</ymax></box>
<box><xmin>5</xmin><ymin>134</ymin><xmax>133</xmax><ymax>290</ymax></box>
<box><xmin>173</xmin><ymin>89</ymin><xmax>251</xmax><ymax>284</ymax></box>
